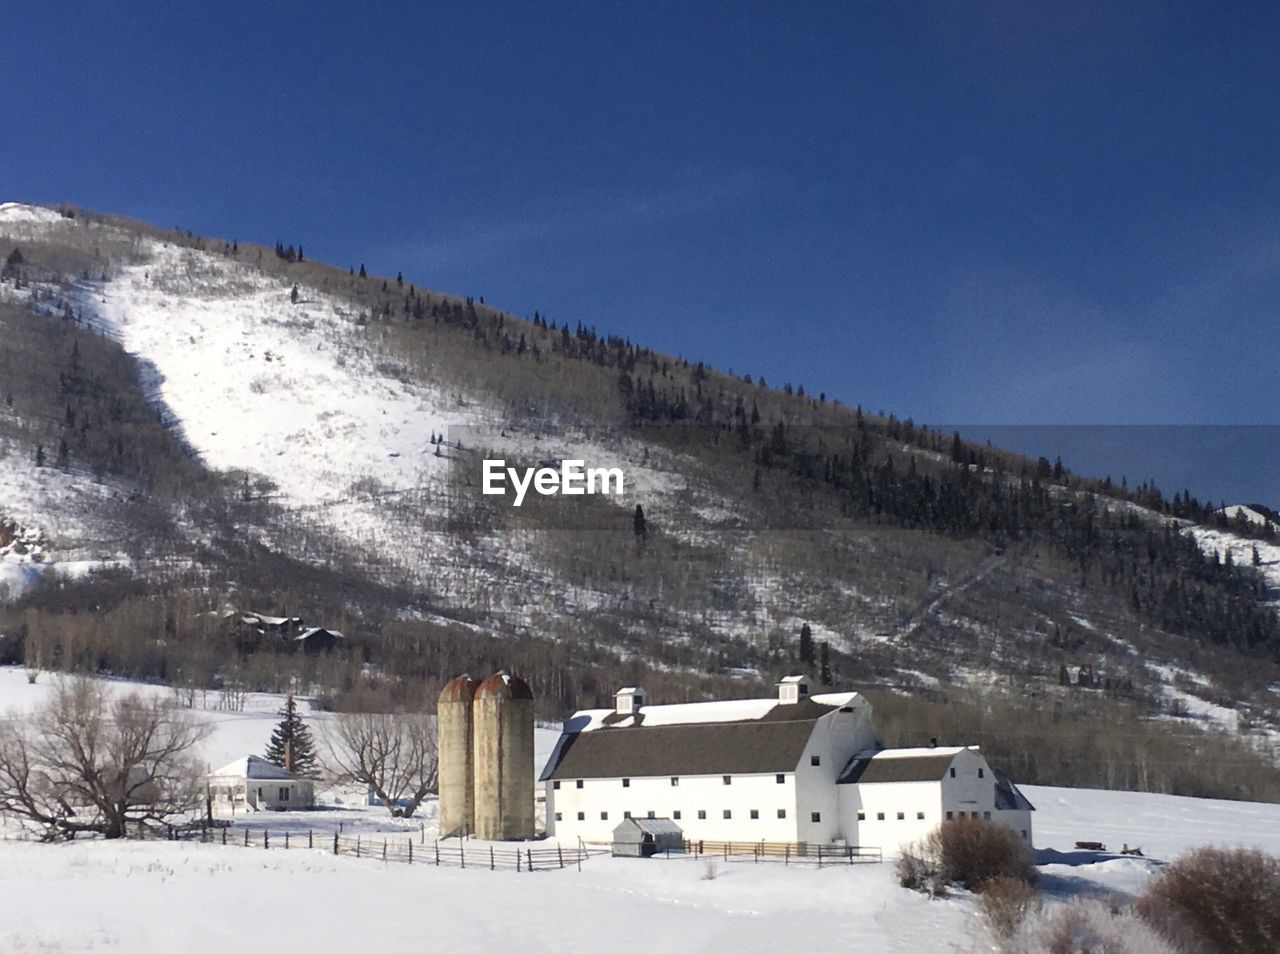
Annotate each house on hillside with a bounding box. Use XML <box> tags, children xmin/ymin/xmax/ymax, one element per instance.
<box><xmin>294</xmin><ymin>627</ymin><xmax>344</xmax><ymax>655</ymax></box>
<box><xmin>205</xmin><ymin>755</ymin><xmax>315</xmax><ymax>811</ymax></box>
<box><xmin>541</xmin><ymin>677</ymin><xmax>1033</xmax><ymax>856</ymax></box>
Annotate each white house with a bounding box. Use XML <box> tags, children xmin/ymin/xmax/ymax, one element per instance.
<box><xmin>540</xmin><ymin>679</ymin><xmax>1033</xmax><ymax>855</ymax></box>
<box><xmin>205</xmin><ymin>755</ymin><xmax>315</xmax><ymax>811</ymax></box>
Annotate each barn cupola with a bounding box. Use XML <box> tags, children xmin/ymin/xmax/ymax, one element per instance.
<box><xmin>777</xmin><ymin>675</ymin><xmax>810</xmax><ymax>705</ymax></box>
<box><xmin>615</xmin><ymin>687</ymin><xmax>646</xmax><ymax>715</ymax></box>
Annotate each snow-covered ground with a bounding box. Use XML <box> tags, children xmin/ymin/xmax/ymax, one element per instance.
<box><xmin>1189</xmin><ymin>523</ymin><xmax>1280</xmax><ymax>605</ymax></box>
<box><xmin>2</xmin><ymin>668</ymin><xmax>1279</xmax><ymax>952</ymax></box>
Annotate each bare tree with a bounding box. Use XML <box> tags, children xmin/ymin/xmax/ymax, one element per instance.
<box><xmin>0</xmin><ymin>678</ymin><xmax>210</xmax><ymax>840</ymax></box>
<box><xmin>325</xmin><ymin>711</ymin><xmax>437</xmax><ymax>817</ymax></box>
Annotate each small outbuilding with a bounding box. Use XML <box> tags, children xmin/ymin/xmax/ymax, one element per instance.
<box><xmin>294</xmin><ymin>627</ymin><xmax>344</xmax><ymax>655</ymax></box>
<box><xmin>611</xmin><ymin>817</ymin><xmax>684</xmax><ymax>858</ymax></box>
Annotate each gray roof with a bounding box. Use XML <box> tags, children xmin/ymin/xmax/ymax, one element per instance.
<box><xmin>541</xmin><ymin>701</ymin><xmax>836</xmax><ymax>781</ymax></box>
<box><xmin>615</xmin><ymin>817</ymin><xmax>683</xmax><ymax>837</ymax></box>
<box><xmin>837</xmin><ymin>752</ymin><xmax>958</xmax><ymax>784</ymax></box>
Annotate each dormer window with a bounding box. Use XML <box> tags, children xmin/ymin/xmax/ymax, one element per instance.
<box><xmin>778</xmin><ymin>675</ymin><xmax>810</xmax><ymax>705</ymax></box>
<box><xmin>615</xmin><ymin>687</ymin><xmax>646</xmax><ymax>715</ymax></box>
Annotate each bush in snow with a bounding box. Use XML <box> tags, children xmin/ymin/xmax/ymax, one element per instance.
<box><xmin>899</xmin><ymin>817</ymin><xmax>1036</xmax><ymax>896</ymax></box>
<box><xmin>980</xmin><ymin>876</ymin><xmax>1041</xmax><ymax>940</ymax></box>
<box><xmin>1003</xmin><ymin>897</ymin><xmax>1185</xmax><ymax>954</ymax></box>
<box><xmin>1141</xmin><ymin>846</ymin><xmax>1280</xmax><ymax>954</ymax></box>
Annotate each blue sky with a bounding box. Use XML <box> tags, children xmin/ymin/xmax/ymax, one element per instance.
<box><xmin>3</xmin><ymin>3</ymin><xmax>1278</xmax><ymax>499</ymax></box>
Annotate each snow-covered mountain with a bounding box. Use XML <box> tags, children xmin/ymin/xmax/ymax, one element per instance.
<box><xmin>2</xmin><ymin>201</ymin><xmax>1279</xmax><ymax>797</ymax></box>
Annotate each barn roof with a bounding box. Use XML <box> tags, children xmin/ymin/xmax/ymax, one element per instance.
<box><xmin>836</xmin><ymin>747</ymin><xmax>971</xmax><ymax>784</ymax></box>
<box><xmin>541</xmin><ymin>700</ymin><xmax>850</xmax><ymax>781</ymax></box>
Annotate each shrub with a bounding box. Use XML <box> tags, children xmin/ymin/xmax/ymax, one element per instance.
<box><xmin>896</xmin><ymin>841</ymin><xmax>947</xmax><ymax>897</ymax></box>
<box><xmin>1006</xmin><ymin>898</ymin><xmax>1182</xmax><ymax>954</ymax></box>
<box><xmin>981</xmin><ymin>876</ymin><xmax>1041</xmax><ymax>939</ymax></box>
<box><xmin>1143</xmin><ymin>846</ymin><xmax>1280</xmax><ymax>954</ymax></box>
<box><xmin>934</xmin><ymin>817</ymin><xmax>1037</xmax><ymax>892</ymax></box>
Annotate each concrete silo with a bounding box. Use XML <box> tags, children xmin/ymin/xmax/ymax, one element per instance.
<box><xmin>437</xmin><ymin>675</ymin><xmax>479</xmax><ymax>838</ymax></box>
<box><xmin>472</xmin><ymin>672</ymin><xmax>535</xmax><ymax>840</ymax></box>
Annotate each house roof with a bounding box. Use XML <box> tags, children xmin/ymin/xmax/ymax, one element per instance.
<box><xmin>295</xmin><ymin>627</ymin><xmax>344</xmax><ymax>641</ymax></box>
<box><xmin>208</xmin><ymin>755</ymin><xmax>301</xmax><ymax>781</ymax></box>
<box><xmin>541</xmin><ymin>696</ymin><xmax>859</xmax><ymax>781</ymax></box>
<box><xmin>836</xmin><ymin>747</ymin><xmax>972</xmax><ymax>784</ymax></box>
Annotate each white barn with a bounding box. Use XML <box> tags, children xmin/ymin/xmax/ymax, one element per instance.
<box><xmin>541</xmin><ymin>679</ymin><xmax>1033</xmax><ymax>855</ymax></box>
<box><xmin>205</xmin><ymin>755</ymin><xmax>315</xmax><ymax>811</ymax></box>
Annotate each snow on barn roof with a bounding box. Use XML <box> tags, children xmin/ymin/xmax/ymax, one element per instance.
<box><xmin>540</xmin><ymin>692</ymin><xmax>864</xmax><ymax>781</ymax></box>
<box><xmin>208</xmin><ymin>755</ymin><xmax>300</xmax><ymax>780</ymax></box>
<box><xmin>837</xmin><ymin>747</ymin><xmax>975</xmax><ymax>784</ymax></box>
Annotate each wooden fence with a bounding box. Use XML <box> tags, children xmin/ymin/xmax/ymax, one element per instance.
<box><xmin>683</xmin><ymin>839</ymin><xmax>882</xmax><ymax>865</ymax></box>
<box><xmin>177</xmin><ymin>825</ymin><xmax>600</xmax><ymax>872</ymax></box>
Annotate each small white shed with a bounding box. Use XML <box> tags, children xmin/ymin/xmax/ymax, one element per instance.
<box><xmin>206</xmin><ymin>755</ymin><xmax>315</xmax><ymax>811</ymax></box>
<box><xmin>612</xmin><ymin>817</ymin><xmax>684</xmax><ymax>857</ymax></box>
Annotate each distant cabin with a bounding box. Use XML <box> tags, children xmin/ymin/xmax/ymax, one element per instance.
<box><xmin>294</xmin><ymin>627</ymin><xmax>344</xmax><ymax>655</ymax></box>
<box><xmin>205</xmin><ymin>755</ymin><xmax>315</xmax><ymax>811</ymax></box>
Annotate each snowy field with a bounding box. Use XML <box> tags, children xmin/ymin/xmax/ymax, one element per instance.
<box><xmin>2</xmin><ymin>668</ymin><xmax>1280</xmax><ymax>952</ymax></box>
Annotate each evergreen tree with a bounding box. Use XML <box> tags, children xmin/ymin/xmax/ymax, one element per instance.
<box><xmin>799</xmin><ymin>622</ymin><xmax>814</xmax><ymax>667</ymax></box>
<box><xmin>264</xmin><ymin>694</ymin><xmax>319</xmax><ymax>778</ymax></box>
<box><xmin>819</xmin><ymin>641</ymin><xmax>832</xmax><ymax>685</ymax></box>
<box><xmin>290</xmin><ymin>284</ymin><xmax>299</xmax><ymax>304</ymax></box>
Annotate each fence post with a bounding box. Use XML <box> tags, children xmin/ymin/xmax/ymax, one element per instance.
<box><xmin>435</xmin><ymin>840</ymin><xmax>440</xmax><ymax>866</ymax></box>
<box><xmin>309</xmin><ymin>830</ymin><xmax>313</xmax><ymax>850</ymax></box>
<box><xmin>517</xmin><ymin>850</ymin><xmax>522</xmax><ymax>873</ymax></box>
<box><xmin>490</xmin><ymin>846</ymin><xmax>495</xmax><ymax>871</ymax></box>
<box><xmin>408</xmin><ymin>840</ymin><xmax>413</xmax><ymax>864</ymax></box>
<box><xmin>785</xmin><ymin>844</ymin><xmax>789</xmax><ymax>866</ymax></box>
<box><xmin>817</xmin><ymin>844</ymin><xmax>822</xmax><ymax>869</ymax></box>
<box><xmin>356</xmin><ymin>836</ymin><xmax>361</xmax><ymax>858</ymax></box>
<box><xmin>284</xmin><ymin>831</ymin><xmax>289</xmax><ymax>850</ymax></box>
<box><xmin>264</xmin><ymin>830</ymin><xmax>269</xmax><ymax>850</ymax></box>
<box><xmin>461</xmin><ymin>841</ymin><xmax>465</xmax><ymax>869</ymax></box>
<box><xmin>244</xmin><ymin>828</ymin><xmax>250</xmax><ymax>847</ymax></box>
<box><xmin>221</xmin><ymin>827</ymin><xmax>227</xmax><ymax>846</ymax></box>
<box><xmin>558</xmin><ymin>846</ymin><xmax>564</xmax><ymax>869</ymax></box>
<box><xmin>382</xmin><ymin>839</ymin><xmax>387</xmax><ymax>862</ymax></box>
<box><xmin>527</xmin><ymin>848</ymin><xmax>533</xmax><ymax>873</ymax></box>
<box><xmin>420</xmin><ymin>821</ymin><xmax>425</xmax><ymax>845</ymax></box>
<box><xmin>333</xmin><ymin>832</ymin><xmax>339</xmax><ymax>855</ymax></box>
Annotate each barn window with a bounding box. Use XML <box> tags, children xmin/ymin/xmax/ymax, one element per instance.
<box><xmin>723</xmin><ymin>775</ymin><xmax>732</xmax><ymax>785</ymax></box>
<box><xmin>553</xmin><ymin>781</ymin><xmax>561</xmax><ymax>790</ymax></box>
<box><xmin>810</xmin><ymin>812</ymin><xmax>821</xmax><ymax>823</ymax></box>
<box><xmin>876</xmin><ymin>812</ymin><xmax>885</xmax><ymax>821</ymax></box>
<box><xmin>946</xmin><ymin>811</ymin><xmax>954</xmax><ymax>820</ymax></box>
<box><xmin>671</xmin><ymin>776</ymin><xmax>679</xmax><ymax>786</ymax></box>
<box><xmin>576</xmin><ymin>780</ymin><xmax>583</xmax><ymax>789</ymax></box>
<box><xmin>857</xmin><ymin>811</ymin><xmax>865</xmax><ymax>821</ymax></box>
<box><xmin>554</xmin><ymin>812</ymin><xmax>562</xmax><ymax>821</ymax></box>
<box><xmin>622</xmin><ymin>778</ymin><xmax>630</xmax><ymax>788</ymax></box>
<box><xmin>776</xmin><ymin>774</ymin><xmax>785</xmax><ymax>784</ymax></box>
<box><xmin>623</xmin><ymin>811</ymin><xmax>631</xmax><ymax>819</ymax></box>
<box><xmin>917</xmin><ymin>811</ymin><xmax>925</xmax><ymax>820</ymax></box>
<box><xmin>1021</xmin><ymin>830</ymin><xmax>1027</xmax><ymax>839</ymax></box>
<box><xmin>279</xmin><ymin>787</ymin><xmax>289</xmax><ymax>801</ymax></box>
<box><xmin>600</xmin><ymin>812</ymin><xmax>608</xmax><ymax>821</ymax></box>
<box><xmin>896</xmin><ymin>812</ymin><xmax>904</xmax><ymax>820</ymax></box>
<box><xmin>724</xmin><ymin>810</ymin><xmax>732</xmax><ymax>819</ymax></box>
<box><xmin>810</xmin><ymin>755</ymin><xmax>820</xmax><ymax>766</ymax></box>
<box><xmin>949</xmin><ymin>768</ymin><xmax>956</xmax><ymax>778</ymax></box>
<box><xmin>750</xmin><ymin>809</ymin><xmax>759</xmax><ymax>820</ymax></box>
<box><xmin>777</xmin><ymin>809</ymin><xmax>786</xmax><ymax>819</ymax></box>
<box><xmin>978</xmin><ymin>769</ymin><xmax>985</xmax><ymax>778</ymax></box>
<box><xmin>673</xmin><ymin>810</ymin><xmax>682</xmax><ymax>820</ymax></box>
<box><xmin>983</xmin><ymin>811</ymin><xmax>991</xmax><ymax>820</ymax></box>
<box><xmin>698</xmin><ymin>810</ymin><xmax>707</xmax><ymax>820</ymax></box>
<box><xmin>577</xmin><ymin>812</ymin><xmax>584</xmax><ymax>821</ymax></box>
